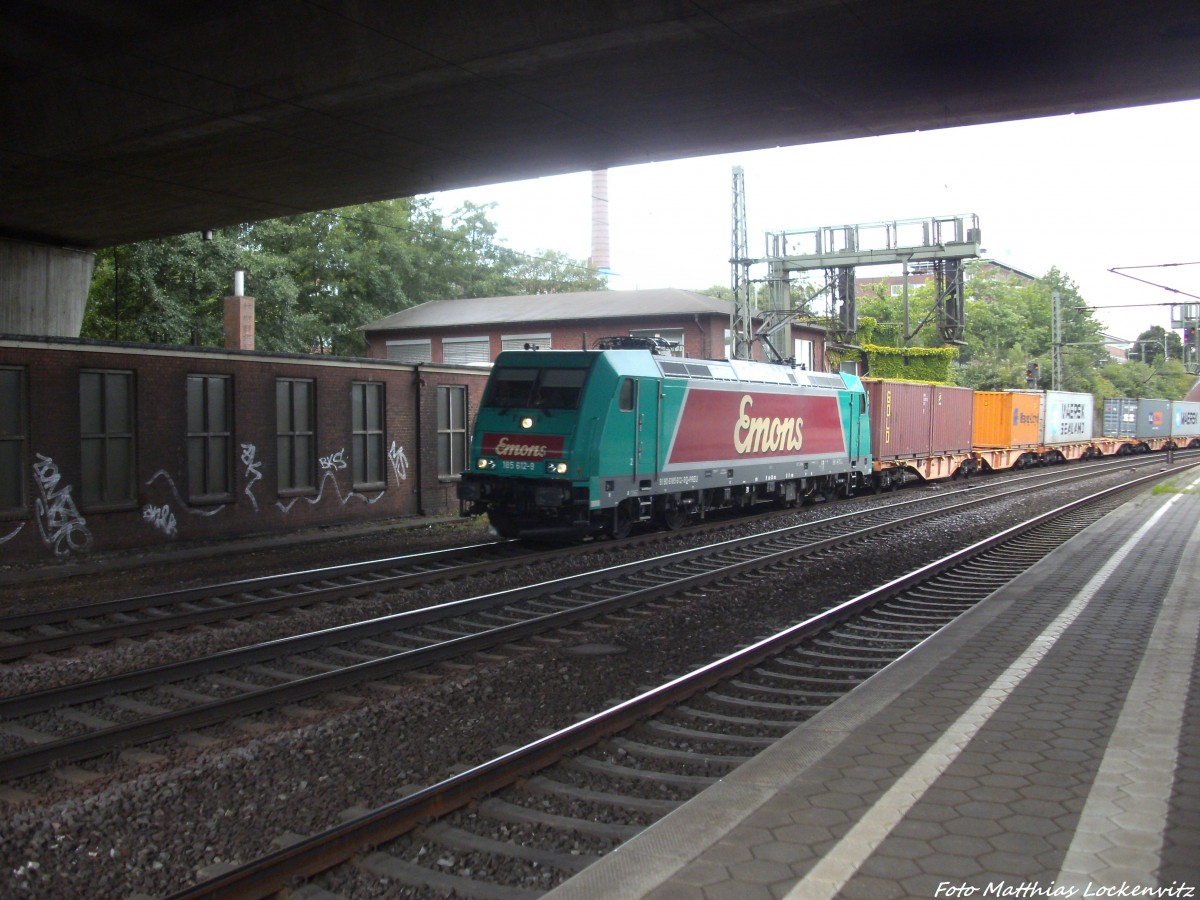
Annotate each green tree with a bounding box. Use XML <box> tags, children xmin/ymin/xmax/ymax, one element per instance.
<box><xmin>83</xmin><ymin>231</ymin><xmax>241</xmax><ymax>345</ymax></box>
<box><xmin>83</xmin><ymin>199</ymin><xmax>605</xmax><ymax>355</ymax></box>
<box><xmin>955</xmin><ymin>266</ymin><xmax>1106</xmax><ymax>393</ymax></box>
<box><xmin>857</xmin><ymin>280</ymin><xmax>940</xmax><ymax>348</ymax></box>
<box><xmin>493</xmin><ymin>248</ymin><xmax>608</xmax><ymax>296</ymax></box>
<box><xmin>1127</xmin><ymin>325</ymin><xmax>1181</xmax><ymax>366</ymax></box>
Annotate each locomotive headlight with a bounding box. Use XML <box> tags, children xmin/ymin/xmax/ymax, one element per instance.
<box><xmin>520</xmin><ymin>416</ymin><xmax>534</xmax><ymax>429</ymax></box>
<box><xmin>545</xmin><ymin>461</ymin><xmax>568</xmax><ymax>475</ymax></box>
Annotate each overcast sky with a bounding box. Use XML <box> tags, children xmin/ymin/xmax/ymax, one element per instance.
<box><xmin>428</xmin><ymin>99</ymin><xmax>1200</xmax><ymax>342</ymax></box>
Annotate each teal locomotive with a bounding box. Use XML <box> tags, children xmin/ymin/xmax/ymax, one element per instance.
<box><xmin>456</xmin><ymin>345</ymin><xmax>873</xmax><ymax>539</ymax></box>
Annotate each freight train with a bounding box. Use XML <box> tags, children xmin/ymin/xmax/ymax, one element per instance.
<box><xmin>456</xmin><ymin>345</ymin><xmax>1200</xmax><ymax>539</ymax></box>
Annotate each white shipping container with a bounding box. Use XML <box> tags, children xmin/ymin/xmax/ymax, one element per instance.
<box><xmin>1172</xmin><ymin>401</ymin><xmax>1200</xmax><ymax>438</ymax></box>
<box><xmin>1041</xmin><ymin>391</ymin><xmax>1094</xmax><ymax>445</ymax></box>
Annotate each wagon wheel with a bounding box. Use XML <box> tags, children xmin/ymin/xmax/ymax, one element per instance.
<box><xmin>612</xmin><ymin>500</ymin><xmax>636</xmax><ymax>539</ymax></box>
<box><xmin>660</xmin><ymin>502</ymin><xmax>689</xmax><ymax>531</ymax></box>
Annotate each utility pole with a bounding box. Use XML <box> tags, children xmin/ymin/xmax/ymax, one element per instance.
<box><xmin>730</xmin><ymin>166</ymin><xmax>754</xmax><ymax>360</ymax></box>
<box><xmin>1051</xmin><ymin>290</ymin><xmax>1063</xmax><ymax>391</ymax></box>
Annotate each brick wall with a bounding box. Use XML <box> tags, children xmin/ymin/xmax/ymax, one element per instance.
<box><xmin>364</xmin><ymin>314</ymin><xmax>733</xmax><ymax>362</ymax></box>
<box><xmin>363</xmin><ymin>314</ymin><xmax>827</xmax><ymax>369</ymax></box>
<box><xmin>0</xmin><ymin>338</ymin><xmax>488</xmax><ymax>563</ymax></box>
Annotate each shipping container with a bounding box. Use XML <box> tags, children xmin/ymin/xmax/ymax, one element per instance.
<box><xmin>1041</xmin><ymin>391</ymin><xmax>1094</xmax><ymax>445</ymax></box>
<box><xmin>930</xmin><ymin>385</ymin><xmax>975</xmax><ymax>453</ymax></box>
<box><xmin>972</xmin><ymin>391</ymin><xmax>1042</xmax><ymax>448</ymax></box>
<box><xmin>864</xmin><ymin>379</ymin><xmax>933</xmax><ymax>459</ymax></box>
<box><xmin>1171</xmin><ymin>400</ymin><xmax>1200</xmax><ymax>438</ymax></box>
<box><xmin>1135</xmin><ymin>398</ymin><xmax>1171</xmax><ymax>439</ymax></box>
<box><xmin>1102</xmin><ymin>398</ymin><xmax>1138</xmax><ymax>438</ymax></box>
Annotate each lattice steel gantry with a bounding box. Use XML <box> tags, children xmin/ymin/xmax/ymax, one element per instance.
<box><xmin>762</xmin><ymin>215</ymin><xmax>982</xmax><ymax>348</ymax></box>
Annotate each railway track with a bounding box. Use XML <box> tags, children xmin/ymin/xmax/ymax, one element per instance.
<box><xmin>0</xmin><ymin>455</ymin><xmax>1179</xmax><ymax>789</ymax></box>
<box><xmin>167</xmin><ymin>466</ymin><xmax>1175</xmax><ymax>900</ymax></box>
<box><xmin>0</xmin><ymin>451</ymin><xmax>1181</xmax><ymax>667</ymax></box>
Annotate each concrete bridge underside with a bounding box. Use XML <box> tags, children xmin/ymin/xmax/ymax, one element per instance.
<box><xmin>3</xmin><ymin>0</ymin><xmax>1200</xmax><ymax>334</ymax></box>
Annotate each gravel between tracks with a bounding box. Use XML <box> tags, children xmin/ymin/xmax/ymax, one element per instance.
<box><xmin>0</xmin><ymin>469</ymin><xmax>1155</xmax><ymax>898</ymax></box>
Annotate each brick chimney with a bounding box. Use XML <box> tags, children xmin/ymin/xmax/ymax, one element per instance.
<box><xmin>589</xmin><ymin>169</ymin><xmax>610</xmax><ymax>273</ymax></box>
<box><xmin>223</xmin><ymin>269</ymin><xmax>255</xmax><ymax>350</ymax></box>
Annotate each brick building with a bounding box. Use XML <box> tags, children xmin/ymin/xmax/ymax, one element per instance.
<box><xmin>0</xmin><ymin>336</ymin><xmax>489</xmax><ymax>563</ymax></box>
<box><xmin>359</xmin><ymin>288</ymin><xmax>830</xmax><ymax>372</ymax></box>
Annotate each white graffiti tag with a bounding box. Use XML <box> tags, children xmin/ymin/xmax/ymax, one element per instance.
<box><xmin>277</xmin><ymin>446</ymin><xmax>380</xmax><ymax>511</ymax></box>
<box><xmin>0</xmin><ymin>523</ymin><xmax>25</xmax><ymax>546</ymax></box>
<box><xmin>32</xmin><ymin>453</ymin><xmax>93</xmax><ymax>556</ymax></box>
<box><xmin>389</xmin><ymin>442</ymin><xmax>409</xmax><ymax>483</ymax></box>
<box><xmin>319</xmin><ymin>448</ymin><xmax>348</xmax><ymax>471</ymax></box>
<box><xmin>240</xmin><ymin>443</ymin><xmax>263</xmax><ymax>511</ymax></box>
<box><xmin>142</xmin><ymin>503</ymin><xmax>178</xmax><ymax>537</ymax></box>
<box><xmin>144</xmin><ymin>471</ymin><xmax>225</xmax><ymax>517</ymax></box>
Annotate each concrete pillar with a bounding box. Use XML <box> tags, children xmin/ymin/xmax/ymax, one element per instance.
<box><xmin>0</xmin><ymin>238</ymin><xmax>94</xmax><ymax>337</ymax></box>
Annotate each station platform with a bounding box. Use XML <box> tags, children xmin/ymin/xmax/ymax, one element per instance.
<box><xmin>546</xmin><ymin>469</ymin><xmax>1200</xmax><ymax>899</ymax></box>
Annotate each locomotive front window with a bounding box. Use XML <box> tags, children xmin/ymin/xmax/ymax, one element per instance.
<box><xmin>485</xmin><ymin>367</ymin><xmax>588</xmax><ymax>411</ymax></box>
<box><xmin>486</xmin><ymin>368</ymin><xmax>539</xmax><ymax>408</ymax></box>
<box><xmin>532</xmin><ymin>368</ymin><xmax>587</xmax><ymax>410</ymax></box>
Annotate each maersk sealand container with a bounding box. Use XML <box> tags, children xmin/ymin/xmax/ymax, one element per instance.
<box><xmin>1040</xmin><ymin>391</ymin><xmax>1094</xmax><ymax>445</ymax></box>
<box><xmin>1172</xmin><ymin>400</ymin><xmax>1200</xmax><ymax>438</ymax></box>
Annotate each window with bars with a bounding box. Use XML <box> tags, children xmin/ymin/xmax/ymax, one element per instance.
<box><xmin>80</xmin><ymin>370</ymin><xmax>136</xmax><ymax>507</ymax></box>
<box><xmin>436</xmin><ymin>385</ymin><xmax>468</xmax><ymax>479</ymax></box>
<box><xmin>187</xmin><ymin>375</ymin><xmax>233</xmax><ymax>500</ymax></box>
<box><xmin>351</xmin><ymin>381</ymin><xmax>385</xmax><ymax>487</ymax></box>
<box><xmin>0</xmin><ymin>367</ymin><xmax>26</xmax><ymax>510</ymax></box>
<box><xmin>276</xmin><ymin>378</ymin><xmax>315</xmax><ymax>492</ymax></box>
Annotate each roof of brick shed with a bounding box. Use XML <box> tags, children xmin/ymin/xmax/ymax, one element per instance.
<box><xmin>359</xmin><ymin>288</ymin><xmax>736</xmax><ymax>332</ymax></box>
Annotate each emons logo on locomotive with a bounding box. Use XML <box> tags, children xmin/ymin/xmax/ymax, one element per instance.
<box><xmin>734</xmin><ymin>395</ymin><xmax>805</xmax><ymax>455</ymax></box>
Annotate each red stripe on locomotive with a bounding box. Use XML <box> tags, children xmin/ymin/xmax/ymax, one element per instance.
<box><xmin>667</xmin><ymin>388</ymin><xmax>846</xmax><ymax>464</ymax></box>
<box><xmin>481</xmin><ymin>433</ymin><xmax>565</xmax><ymax>460</ymax></box>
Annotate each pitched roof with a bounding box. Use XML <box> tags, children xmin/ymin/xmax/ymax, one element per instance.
<box><xmin>1187</xmin><ymin>376</ymin><xmax>1200</xmax><ymax>403</ymax></box>
<box><xmin>360</xmin><ymin>288</ymin><xmax>736</xmax><ymax>332</ymax></box>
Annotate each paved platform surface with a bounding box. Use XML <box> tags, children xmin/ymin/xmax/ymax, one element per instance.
<box><xmin>547</xmin><ymin>469</ymin><xmax>1200</xmax><ymax>899</ymax></box>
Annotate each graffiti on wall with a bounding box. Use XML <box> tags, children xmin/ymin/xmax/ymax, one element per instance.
<box><xmin>389</xmin><ymin>442</ymin><xmax>409</xmax><ymax>483</ymax></box>
<box><xmin>319</xmin><ymin>448</ymin><xmax>347</xmax><ymax>472</ymax></box>
<box><xmin>32</xmin><ymin>453</ymin><xmax>93</xmax><ymax>556</ymax></box>
<box><xmin>144</xmin><ymin>471</ymin><xmax>226</xmax><ymax>518</ymax></box>
<box><xmin>0</xmin><ymin>523</ymin><xmax>25</xmax><ymax>546</ymax></box>
<box><xmin>141</xmin><ymin>503</ymin><xmax>178</xmax><ymax>537</ymax></box>
<box><xmin>240</xmin><ymin>443</ymin><xmax>264</xmax><ymax>511</ymax></box>
<box><xmin>276</xmin><ymin>446</ymin><xmax>385</xmax><ymax>513</ymax></box>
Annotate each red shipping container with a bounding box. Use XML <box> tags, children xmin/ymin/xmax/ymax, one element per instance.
<box><xmin>865</xmin><ymin>379</ymin><xmax>933</xmax><ymax>460</ymax></box>
<box><xmin>930</xmin><ymin>385</ymin><xmax>974</xmax><ymax>453</ymax></box>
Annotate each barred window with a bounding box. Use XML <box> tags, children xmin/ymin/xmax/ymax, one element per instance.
<box><xmin>0</xmin><ymin>367</ymin><xmax>26</xmax><ymax>510</ymax></box>
<box><xmin>436</xmin><ymin>385</ymin><xmax>468</xmax><ymax>478</ymax></box>
<box><xmin>187</xmin><ymin>375</ymin><xmax>233</xmax><ymax>500</ymax></box>
<box><xmin>80</xmin><ymin>370</ymin><xmax>136</xmax><ymax>507</ymax></box>
<box><xmin>276</xmin><ymin>378</ymin><xmax>315</xmax><ymax>491</ymax></box>
<box><xmin>351</xmin><ymin>382</ymin><xmax>385</xmax><ymax>487</ymax></box>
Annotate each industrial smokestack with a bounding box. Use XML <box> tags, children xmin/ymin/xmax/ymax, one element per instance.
<box><xmin>589</xmin><ymin>169</ymin><xmax>610</xmax><ymax>273</ymax></box>
<box><xmin>224</xmin><ymin>270</ymin><xmax>255</xmax><ymax>350</ymax></box>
